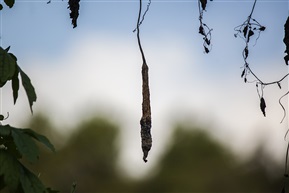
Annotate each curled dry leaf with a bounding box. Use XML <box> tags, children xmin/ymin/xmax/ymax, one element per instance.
<box><xmin>68</xmin><ymin>0</ymin><xmax>80</xmax><ymax>28</ymax></box>
<box><xmin>260</xmin><ymin>97</ymin><xmax>266</xmax><ymax>117</ymax></box>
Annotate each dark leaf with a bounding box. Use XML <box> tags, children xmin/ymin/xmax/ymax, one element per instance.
<box><xmin>11</xmin><ymin>67</ymin><xmax>19</xmax><ymax>104</ymax></box>
<box><xmin>259</xmin><ymin>26</ymin><xmax>266</xmax><ymax>31</ymax></box>
<box><xmin>68</xmin><ymin>0</ymin><xmax>80</xmax><ymax>28</ymax></box>
<box><xmin>204</xmin><ymin>38</ymin><xmax>210</xmax><ymax>45</ymax></box>
<box><xmin>260</xmin><ymin>97</ymin><xmax>266</xmax><ymax>117</ymax></box>
<box><xmin>199</xmin><ymin>25</ymin><xmax>205</xmax><ymax>36</ymax></box>
<box><xmin>0</xmin><ymin>114</ymin><xmax>4</xmax><ymax>121</ymax></box>
<box><xmin>22</xmin><ymin>129</ymin><xmax>55</xmax><ymax>152</ymax></box>
<box><xmin>19</xmin><ymin>167</ymin><xmax>46</xmax><ymax>193</ymax></box>
<box><xmin>0</xmin><ymin>47</ymin><xmax>17</xmax><ymax>87</ymax></box>
<box><xmin>0</xmin><ymin>150</ymin><xmax>21</xmax><ymax>191</ymax></box>
<box><xmin>19</xmin><ymin>67</ymin><xmax>37</xmax><ymax>113</ymax></box>
<box><xmin>0</xmin><ymin>4</ymin><xmax>3</xmax><ymax>10</ymax></box>
<box><xmin>4</xmin><ymin>0</ymin><xmax>14</xmax><ymax>8</ymax></box>
<box><xmin>11</xmin><ymin>129</ymin><xmax>39</xmax><ymax>163</ymax></box>
<box><xmin>241</xmin><ymin>69</ymin><xmax>245</xmax><ymax>78</ymax></box>
<box><xmin>200</xmin><ymin>0</ymin><xmax>207</xmax><ymax>10</ymax></box>
<box><xmin>243</xmin><ymin>25</ymin><xmax>248</xmax><ymax>37</ymax></box>
<box><xmin>244</xmin><ymin>77</ymin><xmax>247</xmax><ymax>83</ymax></box>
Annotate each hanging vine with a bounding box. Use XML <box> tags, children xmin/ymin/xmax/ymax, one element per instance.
<box><xmin>135</xmin><ymin>0</ymin><xmax>152</xmax><ymax>163</ymax></box>
<box><xmin>198</xmin><ymin>0</ymin><xmax>213</xmax><ymax>53</ymax></box>
<box><xmin>234</xmin><ymin>0</ymin><xmax>288</xmax><ymax>121</ymax></box>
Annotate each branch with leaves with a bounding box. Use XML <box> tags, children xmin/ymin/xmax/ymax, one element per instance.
<box><xmin>198</xmin><ymin>0</ymin><xmax>213</xmax><ymax>53</ymax></box>
<box><xmin>234</xmin><ymin>0</ymin><xmax>288</xmax><ymax>122</ymax></box>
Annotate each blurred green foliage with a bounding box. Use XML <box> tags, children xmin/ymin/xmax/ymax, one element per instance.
<box><xmin>3</xmin><ymin>114</ymin><xmax>282</xmax><ymax>193</ymax></box>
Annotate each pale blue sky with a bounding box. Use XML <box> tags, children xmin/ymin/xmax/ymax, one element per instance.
<box><xmin>0</xmin><ymin>0</ymin><xmax>288</xmax><ymax>177</ymax></box>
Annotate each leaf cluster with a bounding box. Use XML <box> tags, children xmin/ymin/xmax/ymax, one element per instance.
<box><xmin>0</xmin><ymin>124</ymin><xmax>56</xmax><ymax>193</ymax></box>
<box><xmin>0</xmin><ymin>46</ymin><xmax>37</xmax><ymax>113</ymax></box>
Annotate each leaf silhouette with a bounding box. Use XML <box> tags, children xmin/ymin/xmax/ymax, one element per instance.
<box><xmin>247</xmin><ymin>29</ymin><xmax>254</xmax><ymax>43</ymax></box>
<box><xmin>259</xmin><ymin>26</ymin><xmax>266</xmax><ymax>31</ymax></box>
<box><xmin>68</xmin><ymin>0</ymin><xmax>80</xmax><ymax>28</ymax></box>
<box><xmin>11</xmin><ymin>67</ymin><xmax>19</xmax><ymax>104</ymax></box>
<box><xmin>260</xmin><ymin>97</ymin><xmax>266</xmax><ymax>117</ymax></box>
<box><xmin>199</xmin><ymin>25</ymin><xmax>205</xmax><ymax>36</ymax></box>
<box><xmin>19</xmin><ymin>67</ymin><xmax>37</xmax><ymax>114</ymax></box>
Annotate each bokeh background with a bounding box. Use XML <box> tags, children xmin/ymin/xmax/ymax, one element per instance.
<box><xmin>0</xmin><ymin>0</ymin><xmax>288</xmax><ymax>192</ymax></box>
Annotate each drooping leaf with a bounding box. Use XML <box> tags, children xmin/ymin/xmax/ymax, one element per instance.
<box><xmin>11</xmin><ymin>67</ymin><xmax>19</xmax><ymax>104</ymax></box>
<box><xmin>19</xmin><ymin>166</ymin><xmax>46</xmax><ymax>193</ymax></box>
<box><xmin>68</xmin><ymin>0</ymin><xmax>80</xmax><ymax>28</ymax></box>
<box><xmin>200</xmin><ymin>0</ymin><xmax>207</xmax><ymax>10</ymax></box>
<box><xmin>4</xmin><ymin>0</ymin><xmax>14</xmax><ymax>8</ymax></box>
<box><xmin>0</xmin><ymin>4</ymin><xmax>3</xmax><ymax>10</ymax></box>
<box><xmin>0</xmin><ymin>47</ymin><xmax>16</xmax><ymax>87</ymax></box>
<box><xmin>22</xmin><ymin>129</ymin><xmax>55</xmax><ymax>152</ymax></box>
<box><xmin>11</xmin><ymin>129</ymin><xmax>39</xmax><ymax>163</ymax></box>
<box><xmin>199</xmin><ymin>25</ymin><xmax>205</xmax><ymax>36</ymax></box>
<box><xmin>19</xmin><ymin>67</ymin><xmax>37</xmax><ymax>113</ymax></box>
<box><xmin>0</xmin><ymin>150</ymin><xmax>21</xmax><ymax>191</ymax></box>
<box><xmin>260</xmin><ymin>97</ymin><xmax>266</xmax><ymax>117</ymax></box>
<box><xmin>204</xmin><ymin>37</ymin><xmax>210</xmax><ymax>45</ymax></box>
